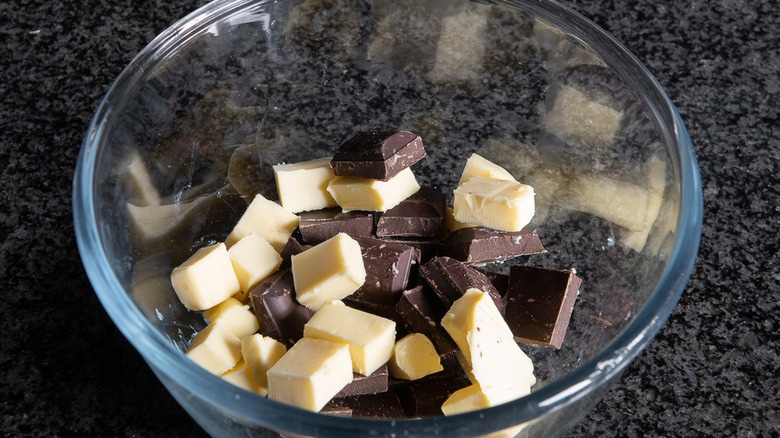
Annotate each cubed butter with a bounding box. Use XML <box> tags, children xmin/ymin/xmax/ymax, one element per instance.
<box><xmin>388</xmin><ymin>333</ymin><xmax>443</xmax><ymax>380</ymax></box>
<box><xmin>273</xmin><ymin>158</ymin><xmax>338</xmax><ymax>213</ymax></box>
<box><xmin>186</xmin><ymin>321</ymin><xmax>243</xmax><ymax>375</ymax></box>
<box><xmin>428</xmin><ymin>5</ymin><xmax>490</xmax><ymax>84</ymax></box>
<box><xmin>117</xmin><ymin>149</ymin><xmax>161</xmax><ymax>207</ymax></box>
<box><xmin>291</xmin><ymin>233</ymin><xmax>366</xmax><ymax>310</ymax></box>
<box><xmin>242</xmin><ymin>334</ymin><xmax>287</xmax><ymax>392</ymax></box>
<box><xmin>267</xmin><ymin>337</ymin><xmax>353</xmax><ymax>412</ymax></box>
<box><xmin>171</xmin><ymin>243</ymin><xmax>240</xmax><ymax>311</ymax></box>
<box><xmin>228</xmin><ymin>232</ymin><xmax>283</xmax><ymax>298</ymax></box>
<box><xmin>304</xmin><ymin>300</ymin><xmax>396</xmax><ymax>376</ymax></box>
<box><xmin>327</xmin><ymin>167</ymin><xmax>421</xmax><ymax>212</ymax></box>
<box><xmin>221</xmin><ymin>361</ymin><xmax>261</xmax><ymax>394</ymax></box>
<box><xmin>452</xmin><ymin>176</ymin><xmax>535</xmax><ymax>232</ymax></box>
<box><xmin>441</xmin><ymin>383</ymin><xmax>490</xmax><ymax>415</ymax></box>
<box><xmin>619</xmin><ymin>155</ymin><xmax>667</xmax><ymax>251</ymax></box>
<box><xmin>226</xmin><ymin>193</ymin><xmax>299</xmax><ymax>251</ymax></box>
<box><xmin>202</xmin><ymin>297</ymin><xmax>259</xmax><ymax>339</ymax></box>
<box><xmin>441</xmin><ymin>288</ymin><xmax>535</xmax><ymax>406</ymax></box>
<box><xmin>457</xmin><ymin>153</ymin><xmax>517</xmax><ymax>187</ymax></box>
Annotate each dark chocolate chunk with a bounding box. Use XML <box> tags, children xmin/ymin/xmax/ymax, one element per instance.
<box><xmin>474</xmin><ymin>268</ymin><xmax>510</xmax><ymax>297</ymax></box>
<box><xmin>439</xmin><ymin>226</ymin><xmax>546</xmax><ymax>265</ymax></box>
<box><xmin>319</xmin><ymin>402</ymin><xmax>353</xmax><ymax>417</ymax></box>
<box><xmin>328</xmin><ymin>391</ymin><xmax>406</xmax><ymax>418</ymax></box>
<box><xmin>331</xmin><ymin>131</ymin><xmax>426</xmax><ymax>181</ymax></box>
<box><xmin>504</xmin><ymin>266</ymin><xmax>582</xmax><ymax>349</ymax></box>
<box><xmin>377</xmin><ymin>236</ymin><xmax>438</xmax><ymax>265</ymax></box>
<box><xmin>344</xmin><ymin>236</ymin><xmax>417</xmax><ymax>308</ymax></box>
<box><xmin>248</xmin><ymin>270</ymin><xmax>314</xmax><ymax>347</ymax></box>
<box><xmin>298</xmin><ymin>208</ymin><xmax>374</xmax><ymax>243</ymax></box>
<box><xmin>334</xmin><ymin>364</ymin><xmax>389</xmax><ymax>398</ymax></box>
<box><xmin>279</xmin><ymin>236</ymin><xmax>304</xmax><ymax>270</ymax></box>
<box><xmin>391</xmin><ymin>375</ymin><xmax>472</xmax><ymax>417</ymax></box>
<box><xmin>420</xmin><ymin>256</ymin><xmax>504</xmax><ymax>314</ymax></box>
<box><xmin>375</xmin><ymin>186</ymin><xmax>445</xmax><ymax>238</ymax></box>
<box><xmin>396</xmin><ymin>285</ymin><xmax>458</xmax><ymax>356</ymax></box>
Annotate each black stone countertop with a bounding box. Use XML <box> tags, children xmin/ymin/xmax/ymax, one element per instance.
<box><xmin>1</xmin><ymin>0</ymin><xmax>777</xmax><ymax>436</ymax></box>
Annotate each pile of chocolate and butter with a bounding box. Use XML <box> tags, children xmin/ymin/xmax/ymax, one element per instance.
<box><xmin>170</xmin><ymin>131</ymin><xmax>581</xmax><ymax>417</ymax></box>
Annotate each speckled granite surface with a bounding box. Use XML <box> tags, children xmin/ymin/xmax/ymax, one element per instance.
<box><xmin>1</xmin><ymin>0</ymin><xmax>777</xmax><ymax>437</ymax></box>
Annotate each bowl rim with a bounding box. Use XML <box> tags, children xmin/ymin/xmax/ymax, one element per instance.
<box><xmin>73</xmin><ymin>0</ymin><xmax>702</xmax><ymax>435</ymax></box>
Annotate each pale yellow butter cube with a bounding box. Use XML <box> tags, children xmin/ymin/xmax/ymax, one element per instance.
<box><xmin>388</xmin><ymin>333</ymin><xmax>443</xmax><ymax>380</ymax></box>
<box><xmin>267</xmin><ymin>337</ymin><xmax>353</xmax><ymax>412</ymax></box>
<box><xmin>171</xmin><ymin>243</ymin><xmax>240</xmax><ymax>311</ymax></box>
<box><xmin>452</xmin><ymin>176</ymin><xmax>535</xmax><ymax>232</ymax></box>
<box><xmin>273</xmin><ymin>158</ymin><xmax>337</xmax><ymax>213</ymax></box>
<box><xmin>304</xmin><ymin>300</ymin><xmax>396</xmax><ymax>376</ymax></box>
<box><xmin>544</xmin><ymin>84</ymin><xmax>623</xmax><ymax>148</ymax></box>
<box><xmin>457</xmin><ymin>153</ymin><xmax>517</xmax><ymax>187</ymax></box>
<box><xmin>619</xmin><ymin>155</ymin><xmax>667</xmax><ymax>251</ymax></box>
<box><xmin>202</xmin><ymin>297</ymin><xmax>259</xmax><ymax>339</ymax></box>
<box><xmin>441</xmin><ymin>289</ymin><xmax>535</xmax><ymax>406</ymax></box>
<box><xmin>117</xmin><ymin>149</ymin><xmax>161</xmax><ymax>207</ymax></box>
<box><xmin>327</xmin><ymin>167</ymin><xmax>420</xmax><ymax>212</ymax></box>
<box><xmin>291</xmin><ymin>233</ymin><xmax>366</xmax><ymax>310</ymax></box>
<box><xmin>221</xmin><ymin>362</ymin><xmax>262</xmax><ymax>394</ymax></box>
<box><xmin>226</xmin><ymin>193</ymin><xmax>299</xmax><ymax>251</ymax></box>
<box><xmin>441</xmin><ymin>384</ymin><xmax>491</xmax><ymax>416</ymax></box>
<box><xmin>228</xmin><ymin>232</ymin><xmax>283</xmax><ymax>297</ymax></box>
<box><xmin>242</xmin><ymin>334</ymin><xmax>287</xmax><ymax>392</ymax></box>
<box><xmin>186</xmin><ymin>322</ymin><xmax>243</xmax><ymax>375</ymax></box>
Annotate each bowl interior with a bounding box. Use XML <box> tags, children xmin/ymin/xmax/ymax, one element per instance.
<box><xmin>75</xmin><ymin>0</ymin><xmax>700</xmax><ymax>436</ymax></box>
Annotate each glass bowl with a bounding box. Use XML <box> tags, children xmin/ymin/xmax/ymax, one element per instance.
<box><xmin>73</xmin><ymin>0</ymin><xmax>702</xmax><ymax>436</ymax></box>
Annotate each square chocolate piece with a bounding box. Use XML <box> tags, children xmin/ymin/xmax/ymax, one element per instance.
<box><xmin>439</xmin><ymin>226</ymin><xmax>546</xmax><ymax>265</ymax></box>
<box><xmin>298</xmin><ymin>208</ymin><xmax>374</xmax><ymax>243</ymax></box>
<box><xmin>331</xmin><ymin>131</ymin><xmax>426</xmax><ymax>180</ymax></box>
<box><xmin>504</xmin><ymin>266</ymin><xmax>582</xmax><ymax>349</ymax></box>
<box><xmin>248</xmin><ymin>269</ymin><xmax>314</xmax><ymax>347</ymax></box>
<box><xmin>375</xmin><ymin>186</ymin><xmax>446</xmax><ymax>238</ymax></box>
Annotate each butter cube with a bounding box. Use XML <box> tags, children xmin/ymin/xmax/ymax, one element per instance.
<box><xmin>242</xmin><ymin>334</ymin><xmax>287</xmax><ymax>392</ymax></box>
<box><xmin>619</xmin><ymin>155</ymin><xmax>667</xmax><ymax>251</ymax></box>
<box><xmin>202</xmin><ymin>297</ymin><xmax>259</xmax><ymax>339</ymax></box>
<box><xmin>291</xmin><ymin>233</ymin><xmax>366</xmax><ymax>310</ymax></box>
<box><xmin>267</xmin><ymin>337</ymin><xmax>353</xmax><ymax>412</ymax></box>
<box><xmin>228</xmin><ymin>232</ymin><xmax>283</xmax><ymax>298</ymax></box>
<box><xmin>304</xmin><ymin>300</ymin><xmax>396</xmax><ymax>376</ymax></box>
<box><xmin>117</xmin><ymin>149</ymin><xmax>161</xmax><ymax>207</ymax></box>
<box><xmin>441</xmin><ymin>384</ymin><xmax>490</xmax><ymax>415</ymax></box>
<box><xmin>274</xmin><ymin>158</ymin><xmax>338</xmax><ymax>213</ymax></box>
<box><xmin>441</xmin><ymin>288</ymin><xmax>535</xmax><ymax>406</ymax></box>
<box><xmin>226</xmin><ymin>193</ymin><xmax>299</xmax><ymax>251</ymax></box>
<box><xmin>388</xmin><ymin>333</ymin><xmax>443</xmax><ymax>380</ymax></box>
<box><xmin>186</xmin><ymin>322</ymin><xmax>243</xmax><ymax>375</ymax></box>
<box><xmin>452</xmin><ymin>176</ymin><xmax>535</xmax><ymax>232</ymax></box>
<box><xmin>457</xmin><ymin>153</ymin><xmax>517</xmax><ymax>186</ymax></box>
<box><xmin>171</xmin><ymin>243</ymin><xmax>240</xmax><ymax>311</ymax></box>
<box><xmin>221</xmin><ymin>362</ymin><xmax>261</xmax><ymax>394</ymax></box>
<box><xmin>327</xmin><ymin>167</ymin><xmax>421</xmax><ymax>212</ymax></box>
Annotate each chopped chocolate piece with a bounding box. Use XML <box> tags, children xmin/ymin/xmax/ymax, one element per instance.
<box><xmin>334</xmin><ymin>364</ymin><xmax>389</xmax><ymax>398</ymax></box>
<box><xmin>391</xmin><ymin>375</ymin><xmax>472</xmax><ymax>417</ymax></box>
<box><xmin>474</xmin><ymin>268</ymin><xmax>510</xmax><ymax>297</ymax></box>
<box><xmin>346</xmin><ymin>236</ymin><xmax>417</xmax><ymax>306</ymax></box>
<box><xmin>420</xmin><ymin>256</ymin><xmax>504</xmax><ymax>314</ymax></box>
<box><xmin>298</xmin><ymin>208</ymin><xmax>374</xmax><ymax>243</ymax></box>
<box><xmin>375</xmin><ymin>186</ymin><xmax>446</xmax><ymax>238</ymax></box>
<box><xmin>396</xmin><ymin>285</ymin><xmax>458</xmax><ymax>356</ymax></box>
<box><xmin>319</xmin><ymin>402</ymin><xmax>353</xmax><ymax>417</ymax></box>
<box><xmin>504</xmin><ymin>266</ymin><xmax>582</xmax><ymax>349</ymax></box>
<box><xmin>331</xmin><ymin>131</ymin><xmax>426</xmax><ymax>181</ymax></box>
<box><xmin>279</xmin><ymin>236</ymin><xmax>304</xmax><ymax>270</ymax></box>
<box><xmin>329</xmin><ymin>391</ymin><xmax>407</xmax><ymax>418</ymax></box>
<box><xmin>377</xmin><ymin>236</ymin><xmax>437</xmax><ymax>265</ymax></box>
<box><xmin>439</xmin><ymin>226</ymin><xmax>546</xmax><ymax>265</ymax></box>
<box><xmin>248</xmin><ymin>270</ymin><xmax>315</xmax><ymax>347</ymax></box>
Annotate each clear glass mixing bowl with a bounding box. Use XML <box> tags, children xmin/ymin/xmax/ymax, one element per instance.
<box><xmin>74</xmin><ymin>0</ymin><xmax>702</xmax><ymax>436</ymax></box>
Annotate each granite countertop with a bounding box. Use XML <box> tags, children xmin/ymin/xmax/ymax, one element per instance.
<box><xmin>1</xmin><ymin>0</ymin><xmax>777</xmax><ymax>436</ymax></box>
